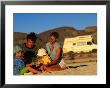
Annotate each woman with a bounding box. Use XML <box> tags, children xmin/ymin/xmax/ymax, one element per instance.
<box><xmin>43</xmin><ymin>32</ymin><xmax>63</xmax><ymax>71</ymax></box>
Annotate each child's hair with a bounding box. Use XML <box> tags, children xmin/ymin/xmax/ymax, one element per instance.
<box><xmin>13</xmin><ymin>45</ymin><xmax>22</xmax><ymax>58</ymax></box>
<box><xmin>14</xmin><ymin>45</ymin><xmax>22</xmax><ymax>54</ymax></box>
<box><xmin>27</xmin><ymin>32</ymin><xmax>37</xmax><ymax>43</ymax></box>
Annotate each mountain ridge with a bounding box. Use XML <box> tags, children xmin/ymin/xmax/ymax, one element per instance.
<box><xmin>14</xmin><ymin>26</ymin><xmax>97</xmax><ymax>50</ymax></box>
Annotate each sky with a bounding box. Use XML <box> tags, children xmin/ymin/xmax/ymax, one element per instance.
<box><xmin>14</xmin><ymin>13</ymin><xmax>97</xmax><ymax>33</ymax></box>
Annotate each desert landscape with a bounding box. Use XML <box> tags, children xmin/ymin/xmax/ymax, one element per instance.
<box><xmin>14</xmin><ymin>26</ymin><xmax>97</xmax><ymax>75</ymax></box>
<box><xmin>41</xmin><ymin>61</ymin><xmax>97</xmax><ymax>75</ymax></box>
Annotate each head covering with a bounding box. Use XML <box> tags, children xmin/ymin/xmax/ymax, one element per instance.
<box><xmin>14</xmin><ymin>45</ymin><xmax>22</xmax><ymax>53</ymax></box>
<box><xmin>37</xmin><ymin>48</ymin><xmax>47</xmax><ymax>56</ymax></box>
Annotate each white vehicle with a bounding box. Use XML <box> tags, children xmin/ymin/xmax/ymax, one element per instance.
<box><xmin>63</xmin><ymin>35</ymin><xmax>97</xmax><ymax>53</ymax></box>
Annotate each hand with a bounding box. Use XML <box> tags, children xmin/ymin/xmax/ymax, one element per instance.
<box><xmin>48</xmin><ymin>60</ymin><xmax>57</xmax><ymax>66</ymax></box>
<box><xmin>28</xmin><ymin>63</ymin><xmax>33</xmax><ymax>66</ymax></box>
<box><xmin>31</xmin><ymin>62</ymin><xmax>35</xmax><ymax>65</ymax></box>
<box><xmin>47</xmin><ymin>63</ymin><xmax>53</xmax><ymax>66</ymax></box>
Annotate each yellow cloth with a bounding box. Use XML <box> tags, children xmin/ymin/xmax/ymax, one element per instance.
<box><xmin>37</xmin><ymin>55</ymin><xmax>51</xmax><ymax>65</ymax></box>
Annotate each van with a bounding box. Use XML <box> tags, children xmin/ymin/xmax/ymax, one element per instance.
<box><xmin>63</xmin><ymin>35</ymin><xmax>97</xmax><ymax>53</ymax></box>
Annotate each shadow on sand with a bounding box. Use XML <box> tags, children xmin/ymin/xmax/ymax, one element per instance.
<box><xmin>68</xmin><ymin>65</ymin><xmax>88</xmax><ymax>68</ymax></box>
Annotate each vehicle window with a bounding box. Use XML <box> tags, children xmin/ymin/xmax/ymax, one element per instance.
<box><xmin>87</xmin><ymin>42</ymin><xmax>92</xmax><ymax>45</ymax></box>
<box><xmin>73</xmin><ymin>43</ymin><xmax>76</xmax><ymax>45</ymax></box>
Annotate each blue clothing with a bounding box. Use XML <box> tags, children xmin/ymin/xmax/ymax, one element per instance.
<box><xmin>46</xmin><ymin>42</ymin><xmax>62</xmax><ymax>63</ymax></box>
<box><xmin>13</xmin><ymin>57</ymin><xmax>25</xmax><ymax>75</ymax></box>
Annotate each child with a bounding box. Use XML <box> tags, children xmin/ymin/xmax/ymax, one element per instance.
<box><xmin>13</xmin><ymin>45</ymin><xmax>27</xmax><ymax>75</ymax></box>
<box><xmin>36</xmin><ymin>48</ymin><xmax>51</xmax><ymax>65</ymax></box>
<box><xmin>32</xmin><ymin>48</ymin><xmax>52</xmax><ymax>72</ymax></box>
<box><xmin>23</xmin><ymin>48</ymin><xmax>51</xmax><ymax>75</ymax></box>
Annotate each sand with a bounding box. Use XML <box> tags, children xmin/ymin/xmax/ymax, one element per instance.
<box><xmin>23</xmin><ymin>57</ymin><xmax>97</xmax><ymax>76</ymax></box>
<box><xmin>40</xmin><ymin>57</ymin><xmax>97</xmax><ymax>75</ymax></box>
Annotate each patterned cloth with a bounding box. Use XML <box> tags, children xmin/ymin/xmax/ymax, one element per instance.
<box><xmin>13</xmin><ymin>57</ymin><xmax>25</xmax><ymax>75</ymax></box>
<box><xmin>37</xmin><ymin>55</ymin><xmax>51</xmax><ymax>65</ymax></box>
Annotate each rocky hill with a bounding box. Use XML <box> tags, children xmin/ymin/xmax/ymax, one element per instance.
<box><xmin>14</xmin><ymin>26</ymin><xmax>97</xmax><ymax>50</ymax></box>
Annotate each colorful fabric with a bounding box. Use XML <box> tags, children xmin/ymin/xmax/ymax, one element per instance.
<box><xmin>20</xmin><ymin>67</ymin><xmax>28</xmax><ymax>75</ymax></box>
<box><xmin>14</xmin><ymin>45</ymin><xmax>22</xmax><ymax>53</ymax></box>
<box><xmin>37</xmin><ymin>55</ymin><xmax>51</xmax><ymax>65</ymax></box>
<box><xmin>13</xmin><ymin>57</ymin><xmax>25</xmax><ymax>75</ymax></box>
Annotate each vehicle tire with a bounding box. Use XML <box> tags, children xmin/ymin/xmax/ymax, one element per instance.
<box><xmin>92</xmin><ymin>49</ymin><xmax>97</xmax><ymax>53</ymax></box>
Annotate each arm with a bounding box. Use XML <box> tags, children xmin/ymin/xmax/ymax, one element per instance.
<box><xmin>26</xmin><ymin>64</ymin><xmax>40</xmax><ymax>74</ymax></box>
<box><xmin>48</xmin><ymin>48</ymin><xmax>61</xmax><ymax>66</ymax></box>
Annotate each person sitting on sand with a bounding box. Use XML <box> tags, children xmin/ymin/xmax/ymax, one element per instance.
<box><xmin>13</xmin><ymin>45</ymin><xmax>41</xmax><ymax>75</ymax></box>
<box><xmin>18</xmin><ymin>32</ymin><xmax>42</xmax><ymax>75</ymax></box>
<box><xmin>43</xmin><ymin>32</ymin><xmax>67</xmax><ymax>71</ymax></box>
<box><xmin>20</xmin><ymin>32</ymin><xmax>38</xmax><ymax>65</ymax></box>
<box><xmin>13</xmin><ymin>45</ymin><xmax>25</xmax><ymax>75</ymax></box>
<box><xmin>26</xmin><ymin>48</ymin><xmax>52</xmax><ymax>73</ymax></box>
<box><xmin>36</xmin><ymin>48</ymin><xmax>51</xmax><ymax>65</ymax></box>
<box><xmin>35</xmin><ymin>48</ymin><xmax>52</xmax><ymax>72</ymax></box>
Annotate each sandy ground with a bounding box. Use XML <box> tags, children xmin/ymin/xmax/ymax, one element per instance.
<box><xmin>40</xmin><ymin>57</ymin><xmax>97</xmax><ymax>75</ymax></box>
<box><xmin>23</xmin><ymin>57</ymin><xmax>97</xmax><ymax>75</ymax></box>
